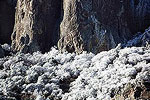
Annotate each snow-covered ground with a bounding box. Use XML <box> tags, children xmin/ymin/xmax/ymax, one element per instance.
<box><xmin>0</xmin><ymin>45</ymin><xmax>150</xmax><ymax>100</ymax></box>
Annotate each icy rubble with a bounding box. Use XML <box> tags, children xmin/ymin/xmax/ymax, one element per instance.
<box><xmin>0</xmin><ymin>46</ymin><xmax>150</xmax><ymax>100</ymax></box>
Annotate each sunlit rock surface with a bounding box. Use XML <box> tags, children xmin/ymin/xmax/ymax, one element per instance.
<box><xmin>11</xmin><ymin>0</ymin><xmax>61</xmax><ymax>53</ymax></box>
<box><xmin>58</xmin><ymin>0</ymin><xmax>150</xmax><ymax>54</ymax></box>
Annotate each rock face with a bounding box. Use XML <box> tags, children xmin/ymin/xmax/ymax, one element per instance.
<box><xmin>58</xmin><ymin>0</ymin><xmax>150</xmax><ymax>54</ymax></box>
<box><xmin>11</xmin><ymin>0</ymin><xmax>61</xmax><ymax>53</ymax></box>
<box><xmin>0</xmin><ymin>0</ymin><xmax>16</xmax><ymax>44</ymax></box>
<box><xmin>130</xmin><ymin>0</ymin><xmax>150</xmax><ymax>33</ymax></box>
<box><xmin>4</xmin><ymin>0</ymin><xmax>150</xmax><ymax>53</ymax></box>
<box><xmin>125</xmin><ymin>27</ymin><xmax>150</xmax><ymax>47</ymax></box>
<box><xmin>58</xmin><ymin>0</ymin><xmax>132</xmax><ymax>53</ymax></box>
<box><xmin>113</xmin><ymin>81</ymin><xmax>150</xmax><ymax>100</ymax></box>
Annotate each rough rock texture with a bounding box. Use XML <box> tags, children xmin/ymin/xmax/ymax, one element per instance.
<box><xmin>113</xmin><ymin>82</ymin><xmax>150</xmax><ymax>100</ymax></box>
<box><xmin>0</xmin><ymin>0</ymin><xmax>148</xmax><ymax>54</ymax></box>
<box><xmin>58</xmin><ymin>0</ymin><xmax>150</xmax><ymax>54</ymax></box>
<box><xmin>58</xmin><ymin>0</ymin><xmax>118</xmax><ymax>54</ymax></box>
<box><xmin>11</xmin><ymin>0</ymin><xmax>61</xmax><ymax>53</ymax></box>
<box><xmin>0</xmin><ymin>0</ymin><xmax>16</xmax><ymax>44</ymax></box>
<box><xmin>130</xmin><ymin>0</ymin><xmax>150</xmax><ymax>33</ymax></box>
<box><xmin>126</xmin><ymin>27</ymin><xmax>150</xmax><ymax>47</ymax></box>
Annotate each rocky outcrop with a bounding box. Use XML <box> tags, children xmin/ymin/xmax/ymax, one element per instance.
<box><xmin>58</xmin><ymin>0</ymin><xmax>132</xmax><ymax>53</ymax></box>
<box><xmin>58</xmin><ymin>0</ymin><xmax>150</xmax><ymax>54</ymax></box>
<box><xmin>113</xmin><ymin>80</ymin><xmax>150</xmax><ymax>100</ymax></box>
<box><xmin>11</xmin><ymin>0</ymin><xmax>61</xmax><ymax>53</ymax></box>
<box><xmin>0</xmin><ymin>0</ymin><xmax>147</xmax><ymax>54</ymax></box>
<box><xmin>0</xmin><ymin>0</ymin><xmax>16</xmax><ymax>44</ymax></box>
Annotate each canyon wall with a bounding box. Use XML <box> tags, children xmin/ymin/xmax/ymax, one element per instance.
<box><xmin>58</xmin><ymin>0</ymin><xmax>150</xmax><ymax>53</ymax></box>
<box><xmin>0</xmin><ymin>0</ymin><xmax>150</xmax><ymax>53</ymax></box>
<box><xmin>11</xmin><ymin>0</ymin><xmax>61</xmax><ymax>53</ymax></box>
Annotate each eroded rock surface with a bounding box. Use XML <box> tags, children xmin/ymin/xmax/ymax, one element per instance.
<box><xmin>11</xmin><ymin>0</ymin><xmax>61</xmax><ymax>53</ymax></box>
<box><xmin>125</xmin><ymin>27</ymin><xmax>150</xmax><ymax>49</ymax></box>
<box><xmin>113</xmin><ymin>82</ymin><xmax>150</xmax><ymax>100</ymax></box>
<box><xmin>0</xmin><ymin>0</ymin><xmax>149</xmax><ymax>54</ymax></box>
<box><xmin>58</xmin><ymin>0</ymin><xmax>113</xmax><ymax>54</ymax></box>
<box><xmin>58</xmin><ymin>0</ymin><xmax>150</xmax><ymax>54</ymax></box>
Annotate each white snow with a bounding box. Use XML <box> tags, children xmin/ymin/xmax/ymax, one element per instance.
<box><xmin>1</xmin><ymin>44</ymin><xmax>11</xmax><ymax>51</ymax></box>
<box><xmin>0</xmin><ymin>46</ymin><xmax>150</xmax><ymax>99</ymax></box>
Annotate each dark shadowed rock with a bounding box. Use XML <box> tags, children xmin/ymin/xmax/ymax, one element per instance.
<box><xmin>11</xmin><ymin>0</ymin><xmax>61</xmax><ymax>53</ymax></box>
<box><xmin>58</xmin><ymin>0</ymin><xmax>150</xmax><ymax>54</ymax></box>
<box><xmin>125</xmin><ymin>27</ymin><xmax>150</xmax><ymax>47</ymax></box>
<box><xmin>0</xmin><ymin>45</ymin><xmax>4</xmax><ymax>58</ymax></box>
<box><xmin>130</xmin><ymin>0</ymin><xmax>150</xmax><ymax>33</ymax></box>
<box><xmin>0</xmin><ymin>0</ymin><xmax>15</xmax><ymax>44</ymax></box>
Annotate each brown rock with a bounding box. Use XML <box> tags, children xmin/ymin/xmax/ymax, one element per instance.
<box><xmin>11</xmin><ymin>0</ymin><xmax>61</xmax><ymax>53</ymax></box>
<box><xmin>2</xmin><ymin>0</ymin><xmax>149</xmax><ymax>54</ymax></box>
<box><xmin>113</xmin><ymin>82</ymin><xmax>150</xmax><ymax>100</ymax></box>
<box><xmin>58</xmin><ymin>0</ymin><xmax>150</xmax><ymax>54</ymax></box>
<box><xmin>58</xmin><ymin>0</ymin><xmax>132</xmax><ymax>54</ymax></box>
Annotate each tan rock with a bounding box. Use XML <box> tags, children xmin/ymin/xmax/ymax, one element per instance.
<box><xmin>11</xmin><ymin>0</ymin><xmax>61</xmax><ymax>53</ymax></box>
<box><xmin>58</xmin><ymin>0</ymin><xmax>132</xmax><ymax>54</ymax></box>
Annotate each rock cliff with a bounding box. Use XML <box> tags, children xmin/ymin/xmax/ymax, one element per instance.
<box><xmin>1</xmin><ymin>1</ymin><xmax>150</xmax><ymax>100</ymax></box>
<box><xmin>0</xmin><ymin>0</ymin><xmax>150</xmax><ymax>54</ymax></box>
<box><xmin>11</xmin><ymin>0</ymin><xmax>61</xmax><ymax>53</ymax></box>
<box><xmin>58</xmin><ymin>0</ymin><xmax>150</xmax><ymax>53</ymax></box>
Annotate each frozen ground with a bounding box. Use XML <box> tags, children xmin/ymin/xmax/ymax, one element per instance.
<box><xmin>0</xmin><ymin>45</ymin><xmax>150</xmax><ymax>100</ymax></box>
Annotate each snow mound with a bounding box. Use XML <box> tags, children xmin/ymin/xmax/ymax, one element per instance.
<box><xmin>0</xmin><ymin>46</ymin><xmax>150</xmax><ymax>100</ymax></box>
